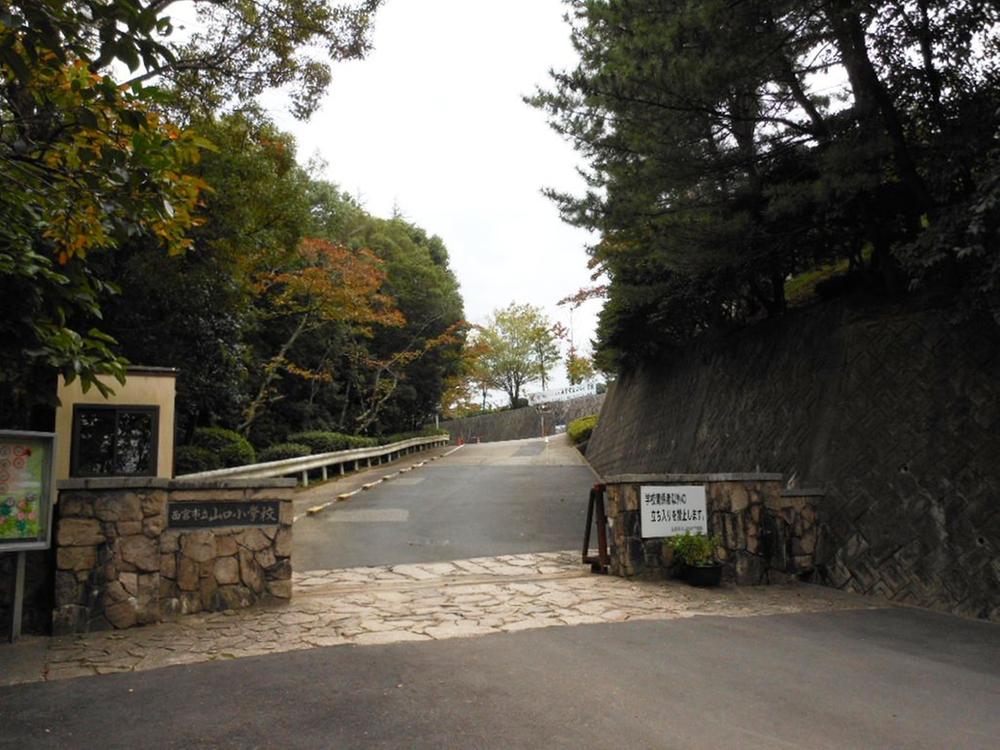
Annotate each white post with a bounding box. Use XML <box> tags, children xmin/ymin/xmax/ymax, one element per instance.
<box><xmin>321</xmin><ymin>466</ymin><xmax>328</xmax><ymax>481</ymax></box>
<box><xmin>301</xmin><ymin>470</ymin><xmax>309</xmax><ymax>487</ymax></box>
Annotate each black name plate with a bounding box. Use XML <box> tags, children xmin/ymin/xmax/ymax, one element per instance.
<box><xmin>168</xmin><ymin>501</ymin><xmax>280</xmax><ymax>528</ymax></box>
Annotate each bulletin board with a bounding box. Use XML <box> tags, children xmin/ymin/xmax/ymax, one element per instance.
<box><xmin>0</xmin><ymin>431</ymin><xmax>56</xmax><ymax>552</ymax></box>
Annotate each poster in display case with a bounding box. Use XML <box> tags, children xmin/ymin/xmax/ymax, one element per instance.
<box><xmin>0</xmin><ymin>431</ymin><xmax>56</xmax><ymax>552</ymax></box>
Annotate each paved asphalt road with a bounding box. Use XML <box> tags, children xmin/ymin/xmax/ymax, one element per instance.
<box><xmin>294</xmin><ymin>437</ymin><xmax>597</xmax><ymax>571</ymax></box>
<box><xmin>1</xmin><ymin>607</ymin><xmax>997</xmax><ymax>749</ymax></box>
<box><xmin>2</xmin><ymin>437</ymin><xmax>998</xmax><ymax>748</ymax></box>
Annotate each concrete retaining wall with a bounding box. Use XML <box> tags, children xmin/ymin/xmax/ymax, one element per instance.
<box><xmin>441</xmin><ymin>393</ymin><xmax>605</xmax><ymax>444</ymax></box>
<box><xmin>587</xmin><ymin>298</ymin><xmax>1000</xmax><ymax>620</ymax></box>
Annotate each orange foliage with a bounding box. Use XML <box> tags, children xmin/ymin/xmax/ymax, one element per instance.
<box><xmin>252</xmin><ymin>238</ymin><xmax>404</xmax><ymax>333</ymax></box>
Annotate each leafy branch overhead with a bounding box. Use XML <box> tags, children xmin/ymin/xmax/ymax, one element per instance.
<box><xmin>1</xmin><ymin>1</ymin><xmax>384</xmax><ymax>119</ymax></box>
<box><xmin>1</xmin><ymin>0</ymin><xmax>472</xmax><ymax>449</ymax></box>
<box><xmin>0</xmin><ymin>10</ymin><xmax>212</xmax><ymax>400</ymax></box>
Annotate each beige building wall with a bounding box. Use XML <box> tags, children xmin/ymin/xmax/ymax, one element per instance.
<box><xmin>55</xmin><ymin>368</ymin><xmax>178</xmax><ymax>481</ymax></box>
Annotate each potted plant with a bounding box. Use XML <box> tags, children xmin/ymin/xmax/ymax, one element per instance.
<box><xmin>668</xmin><ymin>532</ymin><xmax>723</xmax><ymax>587</ymax></box>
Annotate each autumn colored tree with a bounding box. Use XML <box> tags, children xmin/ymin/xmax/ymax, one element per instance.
<box><xmin>439</xmin><ymin>329</ymin><xmax>494</xmax><ymax>417</ymax></box>
<box><xmin>241</xmin><ymin>238</ymin><xmax>403</xmax><ymax>433</ymax></box>
<box><xmin>0</xmin><ymin>0</ymin><xmax>397</xmax><ymax>433</ymax></box>
<box><xmin>566</xmin><ymin>346</ymin><xmax>596</xmax><ymax>385</ymax></box>
<box><xmin>0</xmin><ymin>11</ymin><xmax>210</xmax><ymax>425</ymax></box>
<box><xmin>100</xmin><ymin>112</ymin><xmax>465</xmax><ymax>445</ymax></box>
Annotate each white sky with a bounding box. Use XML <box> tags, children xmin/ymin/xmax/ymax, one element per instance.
<box><xmin>260</xmin><ymin>0</ymin><xmax>603</xmax><ymax>396</ymax></box>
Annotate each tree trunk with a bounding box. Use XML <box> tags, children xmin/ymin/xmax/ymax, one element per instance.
<box><xmin>239</xmin><ymin>314</ymin><xmax>310</xmax><ymax>435</ymax></box>
<box><xmin>824</xmin><ymin>0</ymin><xmax>933</xmax><ymax>214</ymax></box>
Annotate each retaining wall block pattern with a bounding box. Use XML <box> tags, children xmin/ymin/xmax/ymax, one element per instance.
<box><xmin>587</xmin><ymin>299</ymin><xmax>1000</xmax><ymax>620</ymax></box>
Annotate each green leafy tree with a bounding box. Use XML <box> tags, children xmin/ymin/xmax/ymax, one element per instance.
<box><xmin>2</xmin><ymin>0</ymin><xmax>384</xmax><ymax>121</ymax></box>
<box><xmin>531</xmin><ymin>0</ymin><xmax>1000</xmax><ymax>369</ymax></box>
<box><xmin>0</xmin><ymin>6</ymin><xmax>210</xmax><ymax>426</ymax></box>
<box><xmin>300</xmin><ymin>189</ymin><xmax>466</xmax><ymax>434</ymax></box>
<box><xmin>2</xmin><ymin>1</ymin><xmax>470</xmax><ymax>446</ymax></box>
<box><xmin>99</xmin><ymin>112</ymin><xmax>311</xmax><ymax>438</ymax></box>
<box><xmin>159</xmin><ymin>0</ymin><xmax>384</xmax><ymax>120</ymax></box>
<box><xmin>566</xmin><ymin>346</ymin><xmax>595</xmax><ymax>385</ymax></box>
<box><xmin>480</xmin><ymin>303</ymin><xmax>559</xmax><ymax>407</ymax></box>
<box><xmin>0</xmin><ymin>0</ymin><xmax>385</xmax><ymax>427</ymax></box>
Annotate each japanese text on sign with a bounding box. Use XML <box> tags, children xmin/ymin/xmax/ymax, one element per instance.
<box><xmin>167</xmin><ymin>501</ymin><xmax>280</xmax><ymax>528</ymax></box>
<box><xmin>640</xmin><ymin>485</ymin><xmax>707</xmax><ymax>538</ymax></box>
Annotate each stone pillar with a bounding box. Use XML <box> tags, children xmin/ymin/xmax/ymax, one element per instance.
<box><xmin>52</xmin><ymin>478</ymin><xmax>295</xmax><ymax>634</ymax></box>
<box><xmin>603</xmin><ymin>473</ymin><xmax>812</xmax><ymax>585</ymax></box>
<box><xmin>764</xmin><ymin>489</ymin><xmax>822</xmax><ymax>581</ymax></box>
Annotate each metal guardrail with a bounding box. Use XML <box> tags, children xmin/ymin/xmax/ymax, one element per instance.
<box><xmin>177</xmin><ymin>435</ymin><xmax>450</xmax><ymax>486</ymax></box>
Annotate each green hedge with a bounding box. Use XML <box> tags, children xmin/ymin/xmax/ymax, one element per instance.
<box><xmin>174</xmin><ymin>445</ymin><xmax>220</xmax><ymax>474</ymax></box>
<box><xmin>258</xmin><ymin>442</ymin><xmax>313</xmax><ymax>462</ymax></box>
<box><xmin>288</xmin><ymin>431</ymin><xmax>378</xmax><ymax>453</ymax></box>
<box><xmin>191</xmin><ymin>427</ymin><xmax>256</xmax><ymax>468</ymax></box>
<box><xmin>567</xmin><ymin>414</ymin><xmax>598</xmax><ymax>445</ymax></box>
<box><xmin>381</xmin><ymin>427</ymin><xmax>448</xmax><ymax>444</ymax></box>
<box><xmin>282</xmin><ymin>428</ymin><xmax>447</xmax><ymax>457</ymax></box>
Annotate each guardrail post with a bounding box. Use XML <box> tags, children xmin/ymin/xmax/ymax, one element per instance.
<box><xmin>301</xmin><ymin>470</ymin><xmax>309</xmax><ymax>487</ymax></box>
<box><xmin>339</xmin><ymin>463</ymin><xmax>345</xmax><ymax>475</ymax></box>
<box><xmin>321</xmin><ymin>466</ymin><xmax>328</xmax><ymax>481</ymax></box>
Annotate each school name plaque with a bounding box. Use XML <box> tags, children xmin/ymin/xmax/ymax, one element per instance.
<box><xmin>167</xmin><ymin>501</ymin><xmax>280</xmax><ymax>529</ymax></box>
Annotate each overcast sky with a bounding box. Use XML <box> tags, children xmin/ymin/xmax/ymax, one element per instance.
<box><xmin>262</xmin><ymin>0</ymin><xmax>602</xmax><ymax>395</ymax></box>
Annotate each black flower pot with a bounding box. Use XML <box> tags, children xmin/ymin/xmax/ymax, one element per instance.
<box><xmin>685</xmin><ymin>563</ymin><xmax>723</xmax><ymax>587</ymax></box>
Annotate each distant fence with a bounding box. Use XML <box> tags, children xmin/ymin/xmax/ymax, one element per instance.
<box><xmin>439</xmin><ymin>393</ymin><xmax>605</xmax><ymax>444</ymax></box>
<box><xmin>178</xmin><ymin>435</ymin><xmax>450</xmax><ymax>486</ymax></box>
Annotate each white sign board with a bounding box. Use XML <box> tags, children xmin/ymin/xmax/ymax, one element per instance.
<box><xmin>640</xmin><ymin>485</ymin><xmax>707</xmax><ymax>538</ymax></box>
<box><xmin>528</xmin><ymin>381</ymin><xmax>599</xmax><ymax>406</ymax></box>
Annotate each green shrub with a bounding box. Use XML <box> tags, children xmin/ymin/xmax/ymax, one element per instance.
<box><xmin>258</xmin><ymin>442</ymin><xmax>313</xmax><ymax>462</ymax></box>
<box><xmin>567</xmin><ymin>414</ymin><xmax>599</xmax><ymax>444</ymax></box>
<box><xmin>174</xmin><ymin>446</ymin><xmax>220</xmax><ymax>475</ymax></box>
<box><xmin>191</xmin><ymin>427</ymin><xmax>256</xmax><ymax>468</ymax></box>
<box><xmin>288</xmin><ymin>431</ymin><xmax>350</xmax><ymax>453</ymax></box>
<box><xmin>382</xmin><ymin>427</ymin><xmax>449</xmax><ymax>443</ymax></box>
<box><xmin>288</xmin><ymin>431</ymin><xmax>378</xmax><ymax>453</ymax></box>
<box><xmin>667</xmin><ymin>532</ymin><xmax>721</xmax><ymax>567</ymax></box>
<box><xmin>285</xmin><ymin>428</ymin><xmax>444</xmax><ymax>456</ymax></box>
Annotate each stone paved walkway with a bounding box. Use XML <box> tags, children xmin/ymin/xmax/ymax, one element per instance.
<box><xmin>2</xmin><ymin>551</ymin><xmax>879</xmax><ymax>686</ymax></box>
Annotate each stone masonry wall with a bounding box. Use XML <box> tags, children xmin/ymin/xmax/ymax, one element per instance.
<box><xmin>587</xmin><ymin>298</ymin><xmax>1000</xmax><ymax>620</ymax></box>
<box><xmin>440</xmin><ymin>393</ymin><xmax>605</xmax><ymax>444</ymax></box>
<box><xmin>52</xmin><ymin>479</ymin><xmax>294</xmax><ymax>634</ymax></box>
<box><xmin>603</xmin><ymin>476</ymin><xmax>818</xmax><ymax>584</ymax></box>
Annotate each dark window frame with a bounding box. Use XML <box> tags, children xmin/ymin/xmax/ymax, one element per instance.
<box><xmin>70</xmin><ymin>404</ymin><xmax>160</xmax><ymax>478</ymax></box>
